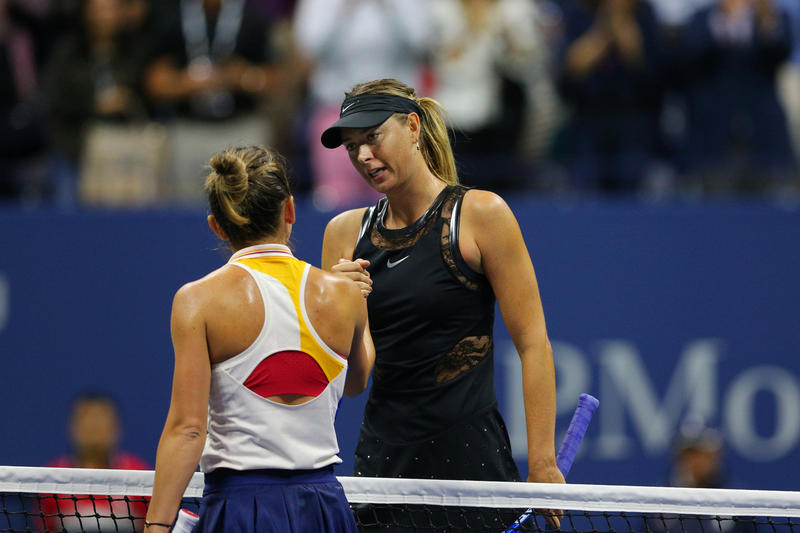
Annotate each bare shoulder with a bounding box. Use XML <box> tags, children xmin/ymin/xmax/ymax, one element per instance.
<box><xmin>172</xmin><ymin>264</ymin><xmax>249</xmax><ymax>310</ymax></box>
<box><xmin>304</xmin><ymin>265</ymin><xmax>366</xmax><ymax>355</ymax></box>
<box><xmin>324</xmin><ymin>207</ymin><xmax>369</xmax><ymax>243</ymax></box>
<box><xmin>309</xmin><ymin>265</ymin><xmax>362</xmax><ymax>302</ymax></box>
<box><xmin>322</xmin><ymin>207</ymin><xmax>370</xmax><ymax>268</ymax></box>
<box><xmin>461</xmin><ymin>188</ymin><xmax>516</xmax><ymax>228</ymax></box>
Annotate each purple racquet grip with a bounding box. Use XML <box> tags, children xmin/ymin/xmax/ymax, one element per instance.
<box><xmin>556</xmin><ymin>393</ymin><xmax>599</xmax><ymax>477</ymax></box>
<box><xmin>503</xmin><ymin>393</ymin><xmax>599</xmax><ymax>532</ymax></box>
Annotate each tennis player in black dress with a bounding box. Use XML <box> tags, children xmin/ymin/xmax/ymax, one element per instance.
<box><xmin>321</xmin><ymin>79</ymin><xmax>563</xmax><ymax>529</ymax></box>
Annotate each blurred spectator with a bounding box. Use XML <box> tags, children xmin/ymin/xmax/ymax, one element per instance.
<box><xmin>0</xmin><ymin>0</ymin><xmax>54</xmax><ymax>204</ymax></box>
<box><xmin>47</xmin><ymin>391</ymin><xmax>149</xmax><ymax>469</ymax></box>
<box><xmin>646</xmin><ymin>0</ymin><xmax>714</xmax><ymax>29</ymax></box>
<box><xmin>144</xmin><ymin>0</ymin><xmax>284</xmax><ymax>204</ymax></box>
<box><xmin>776</xmin><ymin>0</ymin><xmax>800</xmax><ymax>184</ymax></box>
<box><xmin>554</xmin><ymin>0</ymin><xmax>666</xmax><ymax>194</ymax></box>
<box><xmin>40</xmin><ymin>391</ymin><xmax>150</xmax><ymax>533</ymax></box>
<box><xmin>520</xmin><ymin>2</ymin><xmax>569</xmax><ymax>162</ymax></box>
<box><xmin>428</xmin><ymin>0</ymin><xmax>551</xmax><ymax>192</ymax></box>
<box><xmin>669</xmin><ymin>421</ymin><xmax>725</xmax><ymax>489</ymax></box>
<box><xmin>42</xmin><ymin>0</ymin><xmax>151</xmax><ymax>208</ymax></box>
<box><xmin>645</xmin><ymin>419</ymin><xmax>756</xmax><ymax>533</ymax></box>
<box><xmin>293</xmin><ymin>0</ymin><xmax>432</xmax><ymax>211</ymax></box>
<box><xmin>678</xmin><ymin>0</ymin><xmax>797</xmax><ymax>194</ymax></box>
<box><xmin>245</xmin><ymin>0</ymin><xmax>309</xmax><ymax>190</ymax></box>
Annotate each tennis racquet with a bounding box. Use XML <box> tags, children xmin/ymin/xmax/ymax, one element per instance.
<box><xmin>503</xmin><ymin>393</ymin><xmax>600</xmax><ymax>532</ymax></box>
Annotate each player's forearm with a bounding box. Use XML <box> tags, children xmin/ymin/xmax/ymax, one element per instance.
<box><xmin>344</xmin><ymin>322</ymin><xmax>375</xmax><ymax>397</ymax></box>
<box><xmin>520</xmin><ymin>342</ymin><xmax>558</xmax><ymax>474</ymax></box>
<box><xmin>146</xmin><ymin>424</ymin><xmax>206</xmax><ymax>526</ymax></box>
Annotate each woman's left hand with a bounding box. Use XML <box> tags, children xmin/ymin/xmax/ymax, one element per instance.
<box><xmin>332</xmin><ymin>258</ymin><xmax>372</xmax><ymax>297</ymax></box>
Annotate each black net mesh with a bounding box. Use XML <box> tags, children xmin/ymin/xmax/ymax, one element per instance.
<box><xmin>2</xmin><ymin>494</ymin><xmax>799</xmax><ymax>533</ymax></box>
<box><xmin>2</xmin><ymin>493</ymin><xmax>199</xmax><ymax>533</ymax></box>
<box><xmin>350</xmin><ymin>503</ymin><xmax>798</xmax><ymax>532</ymax></box>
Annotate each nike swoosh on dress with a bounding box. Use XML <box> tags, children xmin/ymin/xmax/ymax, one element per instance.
<box><xmin>386</xmin><ymin>256</ymin><xmax>409</xmax><ymax>268</ymax></box>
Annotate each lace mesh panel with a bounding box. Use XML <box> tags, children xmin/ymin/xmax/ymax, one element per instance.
<box><xmin>434</xmin><ymin>336</ymin><xmax>491</xmax><ymax>383</ymax></box>
<box><xmin>440</xmin><ymin>190</ymin><xmax>480</xmax><ymax>291</ymax></box>
<box><xmin>370</xmin><ymin>213</ymin><xmax>438</xmax><ymax>250</ymax></box>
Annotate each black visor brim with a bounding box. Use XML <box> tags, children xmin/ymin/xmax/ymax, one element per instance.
<box><xmin>320</xmin><ymin>110</ymin><xmax>395</xmax><ymax>149</ymax></box>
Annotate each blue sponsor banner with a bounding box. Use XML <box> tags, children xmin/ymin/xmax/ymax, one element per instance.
<box><xmin>0</xmin><ymin>199</ymin><xmax>798</xmax><ymax>490</ymax></box>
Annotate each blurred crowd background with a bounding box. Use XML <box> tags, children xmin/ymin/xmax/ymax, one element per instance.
<box><xmin>1</xmin><ymin>0</ymin><xmax>799</xmax><ymax>211</ymax></box>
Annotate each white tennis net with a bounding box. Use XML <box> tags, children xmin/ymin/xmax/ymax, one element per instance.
<box><xmin>1</xmin><ymin>466</ymin><xmax>799</xmax><ymax>532</ymax></box>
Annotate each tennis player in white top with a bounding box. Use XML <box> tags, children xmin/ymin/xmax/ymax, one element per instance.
<box><xmin>145</xmin><ymin>146</ymin><xmax>374</xmax><ymax>533</ymax></box>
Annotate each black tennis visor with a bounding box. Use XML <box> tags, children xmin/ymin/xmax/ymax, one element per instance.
<box><xmin>321</xmin><ymin>94</ymin><xmax>422</xmax><ymax>149</ymax></box>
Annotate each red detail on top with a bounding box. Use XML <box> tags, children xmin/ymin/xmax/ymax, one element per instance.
<box><xmin>233</xmin><ymin>247</ymin><xmax>293</xmax><ymax>260</ymax></box>
<box><xmin>244</xmin><ymin>350</ymin><xmax>329</xmax><ymax>398</ymax></box>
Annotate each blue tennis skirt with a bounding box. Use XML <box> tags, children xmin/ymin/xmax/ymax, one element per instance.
<box><xmin>193</xmin><ymin>466</ymin><xmax>358</xmax><ymax>533</ymax></box>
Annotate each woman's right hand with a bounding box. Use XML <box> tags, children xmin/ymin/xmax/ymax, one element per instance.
<box><xmin>332</xmin><ymin>258</ymin><xmax>372</xmax><ymax>298</ymax></box>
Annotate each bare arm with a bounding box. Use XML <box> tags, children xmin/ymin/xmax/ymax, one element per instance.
<box><xmin>607</xmin><ymin>2</ymin><xmax>645</xmax><ymax>68</ymax></box>
<box><xmin>145</xmin><ymin>285</ymin><xmax>211</xmax><ymax>529</ymax></box>
<box><xmin>143</xmin><ymin>57</ymin><xmax>220</xmax><ymax>103</ymax></box>
<box><xmin>321</xmin><ymin>209</ymin><xmax>364</xmax><ymax>269</ymax></box>
<box><xmin>217</xmin><ymin>59</ymin><xmax>285</xmax><ymax>96</ymax></box>
<box><xmin>321</xmin><ymin>210</ymin><xmax>375</xmax><ymax>394</ymax></box>
<box><xmin>343</xmin><ymin>284</ymin><xmax>375</xmax><ymax>397</ymax></box>
<box><xmin>321</xmin><ymin>209</ymin><xmax>372</xmax><ymax>297</ymax></box>
<box><xmin>464</xmin><ymin>191</ymin><xmax>562</xmax><ymax>485</ymax></box>
<box><xmin>564</xmin><ymin>24</ymin><xmax>612</xmax><ymax>80</ymax></box>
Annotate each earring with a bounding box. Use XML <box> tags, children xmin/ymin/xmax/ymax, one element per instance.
<box><xmin>416</xmin><ymin>142</ymin><xmax>420</xmax><ymax>151</ymax></box>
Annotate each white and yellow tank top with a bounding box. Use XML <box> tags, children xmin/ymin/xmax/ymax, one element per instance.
<box><xmin>199</xmin><ymin>244</ymin><xmax>349</xmax><ymax>472</ymax></box>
